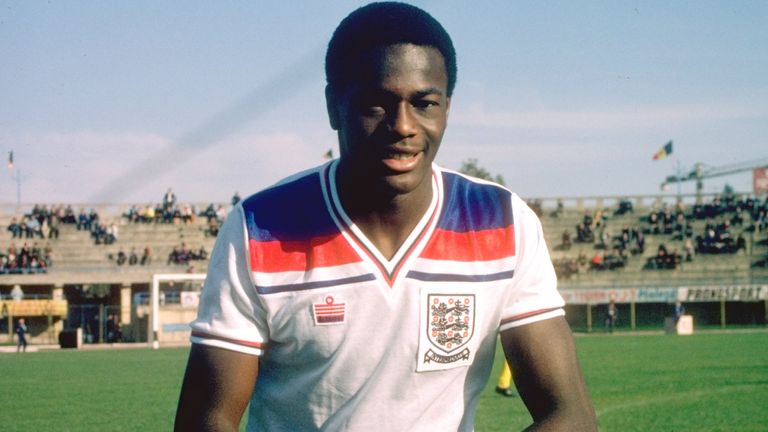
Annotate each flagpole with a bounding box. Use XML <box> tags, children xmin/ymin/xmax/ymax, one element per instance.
<box><xmin>15</xmin><ymin>169</ymin><xmax>21</xmax><ymax>207</ymax></box>
<box><xmin>8</xmin><ymin>150</ymin><xmax>21</xmax><ymax>209</ymax></box>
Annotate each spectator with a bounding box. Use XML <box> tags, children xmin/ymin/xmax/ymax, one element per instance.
<box><xmin>140</xmin><ymin>246</ymin><xmax>152</xmax><ymax>266</ymax></box>
<box><xmin>614</xmin><ymin>199</ymin><xmax>633</xmax><ymax>216</ymax></box>
<box><xmin>181</xmin><ymin>204</ymin><xmax>196</xmax><ymax>225</ymax></box>
<box><xmin>651</xmin><ymin>243</ymin><xmax>680</xmax><ymax>270</ymax></box>
<box><xmin>128</xmin><ymin>247</ymin><xmax>139</xmax><ymax>266</ymax></box>
<box><xmin>599</xmin><ymin>228</ymin><xmax>610</xmax><ymax>250</ymax></box>
<box><xmin>191</xmin><ymin>245</ymin><xmax>208</xmax><ymax>261</ymax></box>
<box><xmin>553</xmin><ymin>257</ymin><xmax>579</xmax><ymax>279</ymax></box>
<box><xmin>633</xmin><ymin>232</ymin><xmax>646</xmax><ymax>255</ymax></box>
<box><xmin>25</xmin><ymin>216</ymin><xmax>43</xmax><ymax>239</ymax></box>
<box><xmin>11</xmin><ymin>284</ymin><xmax>24</xmax><ymax>300</ymax></box>
<box><xmin>42</xmin><ymin>243</ymin><xmax>53</xmax><ymax>267</ymax></box>
<box><xmin>673</xmin><ymin>301</ymin><xmax>685</xmax><ymax>324</ymax></box>
<box><xmin>106</xmin><ymin>223</ymin><xmax>118</xmax><ymax>245</ymax></box>
<box><xmin>137</xmin><ymin>204</ymin><xmax>154</xmax><ymax>223</ymax></box>
<box><xmin>603</xmin><ymin>249</ymin><xmax>626</xmax><ymax>270</ymax></box>
<box><xmin>168</xmin><ymin>246</ymin><xmax>182</xmax><ymax>266</ymax></box>
<box><xmin>231</xmin><ymin>192</ymin><xmax>242</xmax><ymax>206</ymax></box>
<box><xmin>106</xmin><ymin>314</ymin><xmax>121</xmax><ymax>343</ymax></box>
<box><xmin>77</xmin><ymin>208</ymin><xmax>90</xmax><ymax>231</ymax></box>
<box><xmin>577</xmin><ymin>250</ymin><xmax>589</xmax><ymax>270</ymax></box>
<box><xmin>561</xmin><ymin>230</ymin><xmax>571</xmax><ymax>250</ymax></box>
<box><xmin>47</xmin><ymin>213</ymin><xmax>60</xmax><ymax>239</ymax></box>
<box><xmin>215</xmin><ymin>204</ymin><xmax>227</xmax><ymax>222</ymax></box>
<box><xmin>576</xmin><ymin>222</ymin><xmax>593</xmax><ymax>243</ymax></box>
<box><xmin>736</xmin><ymin>232</ymin><xmax>747</xmax><ymax>254</ymax></box>
<box><xmin>202</xmin><ymin>203</ymin><xmax>217</xmax><ymax>223</ymax></box>
<box><xmin>590</xmin><ymin>252</ymin><xmax>604</xmax><ymax>270</ymax></box>
<box><xmin>124</xmin><ymin>205</ymin><xmax>140</xmax><ymax>223</ymax></box>
<box><xmin>647</xmin><ymin>211</ymin><xmax>660</xmax><ymax>234</ymax></box>
<box><xmin>163</xmin><ymin>188</ymin><xmax>177</xmax><ymax>212</ymax></box>
<box><xmin>62</xmin><ymin>205</ymin><xmax>76</xmax><ymax>224</ymax></box>
<box><xmin>7</xmin><ymin>218</ymin><xmax>23</xmax><ymax>238</ymax></box>
<box><xmin>206</xmin><ymin>217</ymin><xmax>220</xmax><ymax>238</ymax></box>
<box><xmin>116</xmin><ymin>249</ymin><xmax>127</xmax><ymax>266</ymax></box>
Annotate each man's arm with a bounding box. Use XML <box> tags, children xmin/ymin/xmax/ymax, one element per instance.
<box><xmin>501</xmin><ymin>316</ymin><xmax>597</xmax><ymax>431</ymax></box>
<box><xmin>175</xmin><ymin>344</ymin><xmax>259</xmax><ymax>432</ymax></box>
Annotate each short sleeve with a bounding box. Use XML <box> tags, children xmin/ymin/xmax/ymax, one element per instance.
<box><xmin>499</xmin><ymin>195</ymin><xmax>565</xmax><ymax>332</ymax></box>
<box><xmin>189</xmin><ymin>205</ymin><xmax>268</xmax><ymax>356</ymax></box>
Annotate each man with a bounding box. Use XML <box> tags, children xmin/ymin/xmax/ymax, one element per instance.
<box><xmin>16</xmin><ymin>318</ymin><xmax>28</xmax><ymax>352</ymax></box>
<box><xmin>175</xmin><ymin>3</ymin><xmax>596</xmax><ymax>431</ymax></box>
<box><xmin>674</xmin><ymin>301</ymin><xmax>685</xmax><ymax>324</ymax></box>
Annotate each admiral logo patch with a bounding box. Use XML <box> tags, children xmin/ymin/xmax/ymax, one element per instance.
<box><xmin>417</xmin><ymin>293</ymin><xmax>476</xmax><ymax>372</ymax></box>
<box><xmin>313</xmin><ymin>295</ymin><xmax>346</xmax><ymax>325</ymax></box>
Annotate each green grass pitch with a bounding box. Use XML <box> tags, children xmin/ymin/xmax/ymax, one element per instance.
<box><xmin>1</xmin><ymin>331</ymin><xmax>766</xmax><ymax>431</ymax></box>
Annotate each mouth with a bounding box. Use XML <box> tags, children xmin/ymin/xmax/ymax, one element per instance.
<box><xmin>381</xmin><ymin>149</ymin><xmax>423</xmax><ymax>172</ymax></box>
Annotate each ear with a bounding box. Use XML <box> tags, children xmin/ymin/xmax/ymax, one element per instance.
<box><xmin>325</xmin><ymin>85</ymin><xmax>340</xmax><ymax>131</ymax></box>
<box><xmin>445</xmin><ymin>96</ymin><xmax>451</xmax><ymax>120</ymax></box>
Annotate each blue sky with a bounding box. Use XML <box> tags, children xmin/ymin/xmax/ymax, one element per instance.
<box><xmin>1</xmin><ymin>1</ymin><xmax>766</xmax><ymax>204</ymax></box>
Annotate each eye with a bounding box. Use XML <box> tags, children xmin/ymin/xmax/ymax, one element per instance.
<box><xmin>364</xmin><ymin>105</ymin><xmax>386</xmax><ymax>116</ymax></box>
<box><xmin>413</xmin><ymin>99</ymin><xmax>439</xmax><ymax>110</ymax></box>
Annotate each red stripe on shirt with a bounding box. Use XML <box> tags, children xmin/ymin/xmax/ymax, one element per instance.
<box><xmin>500</xmin><ymin>307</ymin><xmax>562</xmax><ymax>326</ymax></box>
<box><xmin>191</xmin><ymin>330</ymin><xmax>265</xmax><ymax>349</ymax></box>
<box><xmin>249</xmin><ymin>234</ymin><xmax>362</xmax><ymax>273</ymax></box>
<box><xmin>420</xmin><ymin>226</ymin><xmax>515</xmax><ymax>262</ymax></box>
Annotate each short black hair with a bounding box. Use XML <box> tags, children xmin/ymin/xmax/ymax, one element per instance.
<box><xmin>325</xmin><ymin>2</ymin><xmax>457</xmax><ymax>97</ymax></box>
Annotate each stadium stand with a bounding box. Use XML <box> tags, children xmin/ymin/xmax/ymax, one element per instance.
<box><xmin>1</xmin><ymin>192</ymin><xmax>765</xmax><ymax>346</ymax></box>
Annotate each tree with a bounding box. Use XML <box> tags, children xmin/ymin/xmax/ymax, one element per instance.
<box><xmin>458</xmin><ymin>158</ymin><xmax>505</xmax><ymax>185</ymax></box>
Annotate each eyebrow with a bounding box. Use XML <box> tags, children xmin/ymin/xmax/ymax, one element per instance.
<box><xmin>354</xmin><ymin>86</ymin><xmax>446</xmax><ymax>102</ymax></box>
<box><xmin>413</xmin><ymin>87</ymin><xmax>444</xmax><ymax>98</ymax></box>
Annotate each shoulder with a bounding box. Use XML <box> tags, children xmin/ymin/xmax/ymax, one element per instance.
<box><xmin>436</xmin><ymin>165</ymin><xmax>534</xmax><ymax>227</ymax></box>
<box><xmin>239</xmin><ymin>162</ymin><xmax>339</xmax><ymax>241</ymax></box>
<box><xmin>241</xmin><ymin>162</ymin><xmax>329</xmax><ymax>214</ymax></box>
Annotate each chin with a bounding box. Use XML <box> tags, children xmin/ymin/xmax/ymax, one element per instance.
<box><xmin>378</xmin><ymin>171</ymin><xmax>431</xmax><ymax>196</ymax></box>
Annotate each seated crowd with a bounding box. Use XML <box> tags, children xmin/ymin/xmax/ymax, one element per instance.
<box><xmin>646</xmin><ymin>243</ymin><xmax>682</xmax><ymax>270</ymax></box>
<box><xmin>0</xmin><ymin>242</ymin><xmax>52</xmax><ymax>274</ymax></box>
<box><xmin>112</xmin><ymin>246</ymin><xmax>152</xmax><ymax>266</ymax></box>
<box><xmin>5</xmin><ymin>192</ymin><xmax>764</xmax><ymax>276</ymax></box>
<box><xmin>167</xmin><ymin>243</ymin><xmax>208</xmax><ymax>266</ymax></box>
<box><xmin>695</xmin><ymin>219</ymin><xmax>747</xmax><ymax>254</ymax></box>
<box><xmin>121</xmin><ymin>187</ymin><xmax>229</xmax><ymax>230</ymax></box>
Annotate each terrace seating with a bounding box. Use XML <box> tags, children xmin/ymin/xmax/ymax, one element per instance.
<box><xmin>538</xmin><ymin>196</ymin><xmax>767</xmax><ymax>289</ymax></box>
<box><xmin>0</xmin><ymin>211</ymin><xmax>217</xmax><ymax>275</ymax></box>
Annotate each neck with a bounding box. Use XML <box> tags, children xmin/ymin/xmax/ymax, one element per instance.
<box><xmin>336</xmin><ymin>165</ymin><xmax>434</xmax><ymax>260</ymax></box>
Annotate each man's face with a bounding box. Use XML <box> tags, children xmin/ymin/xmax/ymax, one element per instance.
<box><xmin>329</xmin><ymin>44</ymin><xmax>451</xmax><ymax>199</ymax></box>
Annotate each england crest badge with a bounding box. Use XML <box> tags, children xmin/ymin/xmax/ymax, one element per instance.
<box><xmin>417</xmin><ymin>292</ymin><xmax>477</xmax><ymax>372</ymax></box>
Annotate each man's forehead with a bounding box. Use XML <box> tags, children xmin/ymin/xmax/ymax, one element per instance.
<box><xmin>346</xmin><ymin>44</ymin><xmax>448</xmax><ymax>90</ymax></box>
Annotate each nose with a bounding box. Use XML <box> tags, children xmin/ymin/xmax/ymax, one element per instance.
<box><xmin>389</xmin><ymin>102</ymin><xmax>417</xmax><ymax>138</ymax></box>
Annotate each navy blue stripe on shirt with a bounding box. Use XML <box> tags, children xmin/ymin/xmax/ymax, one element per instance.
<box><xmin>256</xmin><ymin>273</ymin><xmax>376</xmax><ymax>295</ymax></box>
<box><xmin>406</xmin><ymin>270</ymin><xmax>515</xmax><ymax>283</ymax></box>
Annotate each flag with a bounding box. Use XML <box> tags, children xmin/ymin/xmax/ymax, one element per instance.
<box><xmin>323</xmin><ymin>149</ymin><xmax>334</xmax><ymax>160</ymax></box>
<box><xmin>652</xmin><ymin>141</ymin><xmax>673</xmax><ymax>161</ymax></box>
<box><xmin>7</xmin><ymin>151</ymin><xmax>13</xmax><ymax>169</ymax></box>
